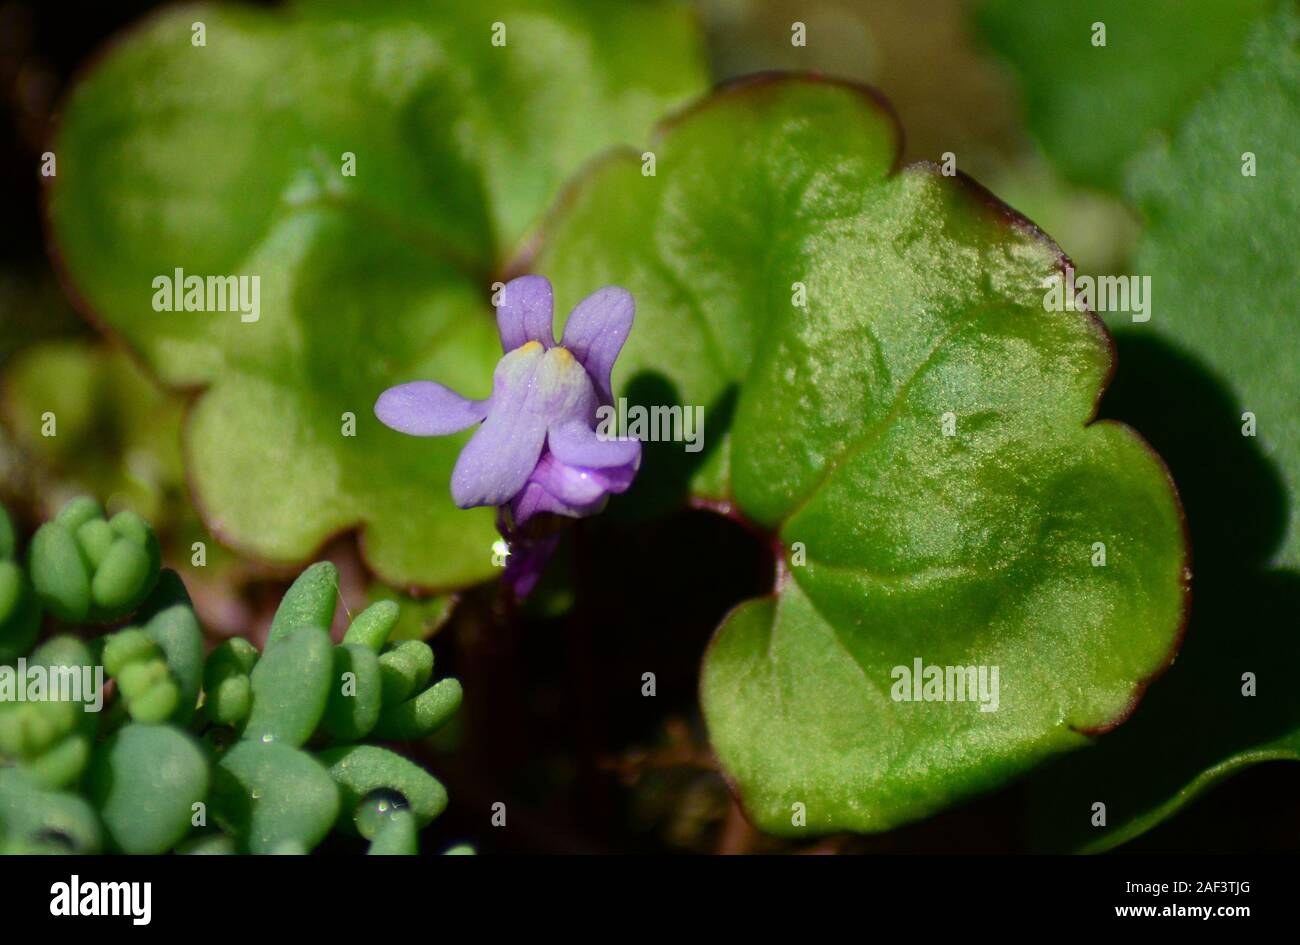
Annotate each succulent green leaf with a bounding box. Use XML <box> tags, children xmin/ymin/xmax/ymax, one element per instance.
<box><xmin>268</xmin><ymin>560</ymin><xmax>338</xmax><ymax>644</ymax></box>
<box><xmin>366</xmin><ymin>587</ymin><xmax>455</xmax><ymax>643</ymax></box>
<box><xmin>372</xmin><ymin>678</ymin><xmax>462</xmax><ymax>742</ymax></box>
<box><xmin>365</xmin><ymin>808</ymin><xmax>418</xmax><ymax>855</ymax></box>
<box><xmin>321</xmin><ymin>643</ymin><xmax>383</xmax><ymax>741</ymax></box>
<box><xmin>0</xmin><ymin>560</ymin><xmax>40</xmax><ymax>664</ymax></box>
<box><xmin>317</xmin><ymin>743</ymin><xmax>448</xmax><ymax>834</ymax></box>
<box><xmin>28</xmin><ymin>521</ymin><xmax>91</xmax><ymax>622</ymax></box>
<box><xmin>377</xmin><ymin>640</ymin><xmax>434</xmax><ymax>706</ymax></box>
<box><xmin>204</xmin><ymin>638</ymin><xmax>260</xmax><ymax>728</ymax></box>
<box><xmin>976</xmin><ymin>0</ymin><xmax>1270</xmax><ymax>191</ymax></box>
<box><xmin>244</xmin><ymin>625</ymin><xmax>333</xmax><ymax>747</ymax></box>
<box><xmin>20</xmin><ymin>734</ymin><xmax>93</xmax><ymax>792</ymax></box>
<box><xmin>0</xmin><ymin>636</ymin><xmax>99</xmax><ymax>788</ymax></box>
<box><xmin>103</xmin><ymin>628</ymin><xmax>180</xmax><ymax>723</ymax></box>
<box><xmin>0</xmin><ymin>768</ymin><xmax>102</xmax><ymax>853</ymax></box>
<box><xmin>140</xmin><ymin>575</ymin><xmax>205</xmax><ymax>725</ymax></box>
<box><xmin>88</xmin><ymin>723</ymin><xmax>208</xmax><ymax>854</ymax></box>
<box><xmin>28</xmin><ymin>497</ymin><xmax>160</xmax><ymax>623</ymax></box>
<box><xmin>342</xmin><ymin>599</ymin><xmax>400</xmax><ymax>652</ymax></box>
<box><xmin>46</xmin><ymin>0</ymin><xmax>707</xmax><ymax>589</ymax></box>
<box><xmin>102</xmin><ymin>628</ymin><xmax>157</xmax><ymax>675</ymax></box>
<box><xmin>212</xmin><ymin>740</ymin><xmax>339</xmax><ymax>854</ymax></box>
<box><xmin>537</xmin><ymin>76</ymin><xmax>1188</xmax><ymax>834</ymax></box>
<box><xmin>177</xmin><ymin>833</ymin><xmax>237</xmax><ymax>855</ymax></box>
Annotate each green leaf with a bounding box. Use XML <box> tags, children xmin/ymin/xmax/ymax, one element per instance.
<box><xmin>244</xmin><ymin>625</ymin><xmax>333</xmax><ymax>747</ymax></box>
<box><xmin>140</xmin><ymin>573</ymin><xmax>205</xmax><ymax>724</ymax></box>
<box><xmin>976</xmin><ymin>0</ymin><xmax>1270</xmax><ymax>190</ymax></box>
<box><xmin>0</xmin><ymin>560</ymin><xmax>40</xmax><ymax>664</ymax></box>
<box><xmin>317</xmin><ymin>743</ymin><xmax>447</xmax><ymax>834</ymax></box>
<box><xmin>0</xmin><ymin>341</ymin><xmax>188</xmax><ymax>527</ymax></box>
<box><xmin>212</xmin><ymin>740</ymin><xmax>339</xmax><ymax>854</ymax></box>
<box><xmin>321</xmin><ymin>643</ymin><xmax>383</xmax><ymax>741</ymax></box>
<box><xmin>177</xmin><ymin>833</ymin><xmax>237</xmax><ymax>855</ymax></box>
<box><xmin>46</xmin><ymin>0</ymin><xmax>707</xmax><ymax>589</ymax></box>
<box><xmin>342</xmin><ymin>598</ymin><xmax>400</xmax><ymax>651</ymax></box>
<box><xmin>103</xmin><ymin>628</ymin><xmax>181</xmax><ymax>723</ymax></box>
<box><xmin>361</xmin><ymin>586</ymin><xmax>453</xmax><ymax>643</ymax></box>
<box><xmin>377</xmin><ymin>640</ymin><xmax>433</xmax><ymax>706</ymax></box>
<box><xmin>1128</xmin><ymin>4</ymin><xmax>1300</xmax><ymax>568</ymax></box>
<box><xmin>1026</xmin><ymin>5</ymin><xmax>1300</xmax><ymax>852</ymax></box>
<box><xmin>88</xmin><ymin>723</ymin><xmax>209</xmax><ymax>854</ymax></box>
<box><xmin>27</xmin><ymin>497</ymin><xmax>161</xmax><ymax>623</ymax></box>
<box><xmin>268</xmin><ymin>560</ymin><xmax>338</xmax><ymax>644</ymax></box>
<box><xmin>203</xmin><ymin>638</ymin><xmax>259</xmax><ymax>728</ymax></box>
<box><xmin>371</xmin><ymin>677</ymin><xmax>462</xmax><ymax>741</ymax></box>
<box><xmin>0</xmin><ymin>768</ymin><xmax>102</xmax><ymax>853</ymax></box>
<box><xmin>536</xmin><ymin>76</ymin><xmax>1188</xmax><ymax>834</ymax></box>
<box><xmin>365</xmin><ymin>808</ymin><xmax>418</xmax><ymax>855</ymax></box>
<box><xmin>0</xmin><ymin>504</ymin><xmax>39</xmax><ymax>662</ymax></box>
<box><xmin>0</xmin><ymin>636</ymin><xmax>99</xmax><ymax>789</ymax></box>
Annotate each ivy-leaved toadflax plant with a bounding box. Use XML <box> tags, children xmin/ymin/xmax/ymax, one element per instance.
<box><xmin>376</xmin><ymin>276</ymin><xmax>641</xmax><ymax>597</ymax></box>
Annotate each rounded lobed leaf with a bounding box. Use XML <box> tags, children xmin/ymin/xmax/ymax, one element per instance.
<box><xmin>45</xmin><ymin>0</ymin><xmax>708</xmax><ymax>589</ymax></box>
<box><xmin>537</xmin><ymin>75</ymin><xmax>1189</xmax><ymax>834</ymax></box>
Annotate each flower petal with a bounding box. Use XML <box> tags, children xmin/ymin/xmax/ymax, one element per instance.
<box><xmin>374</xmin><ymin>381</ymin><xmax>488</xmax><ymax>436</ymax></box>
<box><xmin>531</xmin><ymin>452</ymin><xmax>610</xmax><ymax>506</ymax></box>
<box><xmin>497</xmin><ymin>275</ymin><xmax>554</xmax><ymax>352</ymax></box>
<box><xmin>548</xmin><ymin>419</ymin><xmax>641</xmax><ymax>469</ymax></box>
<box><xmin>560</xmin><ymin>286</ymin><xmax>634</xmax><ymax>403</ymax></box>
<box><xmin>450</xmin><ymin>344</ymin><xmax>548</xmax><ymax>507</ymax></box>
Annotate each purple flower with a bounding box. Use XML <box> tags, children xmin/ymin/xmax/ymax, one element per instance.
<box><xmin>375</xmin><ymin>276</ymin><xmax>641</xmax><ymax>596</ymax></box>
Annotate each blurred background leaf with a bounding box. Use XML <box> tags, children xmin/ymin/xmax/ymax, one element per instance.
<box><xmin>2</xmin><ymin>339</ymin><xmax>185</xmax><ymax>524</ymax></box>
<box><xmin>1027</xmin><ymin>3</ymin><xmax>1300</xmax><ymax>851</ymax></box>
<box><xmin>976</xmin><ymin>0</ymin><xmax>1271</xmax><ymax>192</ymax></box>
<box><xmin>45</xmin><ymin>0</ymin><xmax>709</xmax><ymax>590</ymax></box>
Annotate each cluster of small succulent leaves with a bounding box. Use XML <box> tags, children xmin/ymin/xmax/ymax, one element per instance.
<box><xmin>0</xmin><ymin>498</ymin><xmax>462</xmax><ymax>854</ymax></box>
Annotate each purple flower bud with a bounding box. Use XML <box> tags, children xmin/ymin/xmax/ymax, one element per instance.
<box><xmin>375</xmin><ymin>276</ymin><xmax>641</xmax><ymax>595</ymax></box>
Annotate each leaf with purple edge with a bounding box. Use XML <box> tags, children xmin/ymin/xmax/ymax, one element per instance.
<box><xmin>535</xmin><ymin>76</ymin><xmax>1189</xmax><ymax>834</ymax></box>
<box><xmin>45</xmin><ymin>0</ymin><xmax>708</xmax><ymax>590</ymax></box>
